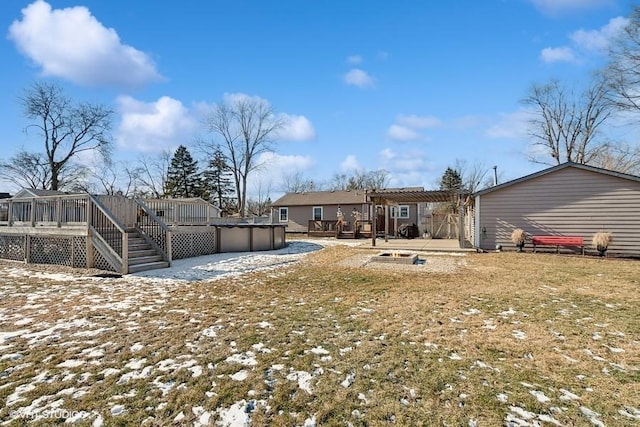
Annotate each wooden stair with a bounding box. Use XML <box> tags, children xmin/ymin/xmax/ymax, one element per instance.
<box><xmin>127</xmin><ymin>231</ymin><xmax>169</xmax><ymax>273</ymax></box>
<box><xmin>337</xmin><ymin>230</ymin><xmax>356</xmax><ymax>239</ymax></box>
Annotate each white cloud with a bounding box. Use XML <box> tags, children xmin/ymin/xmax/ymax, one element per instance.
<box><xmin>485</xmin><ymin>109</ymin><xmax>531</xmax><ymax>140</ymax></box>
<box><xmin>277</xmin><ymin>114</ymin><xmax>316</xmax><ymax>141</ymax></box>
<box><xmin>249</xmin><ymin>152</ymin><xmax>315</xmax><ymax>198</ymax></box>
<box><xmin>258</xmin><ymin>152</ymin><xmax>314</xmax><ymax>171</ymax></box>
<box><xmin>397</xmin><ymin>114</ymin><xmax>442</xmax><ymax>129</ymax></box>
<box><xmin>570</xmin><ymin>16</ymin><xmax>629</xmax><ymax>53</ymax></box>
<box><xmin>346</xmin><ymin>55</ymin><xmax>362</xmax><ymax>65</ymax></box>
<box><xmin>387</xmin><ymin>114</ymin><xmax>440</xmax><ymax>142</ymax></box>
<box><xmin>212</xmin><ymin>93</ymin><xmax>316</xmax><ymax>142</ymax></box>
<box><xmin>540</xmin><ymin>46</ymin><xmax>577</xmax><ymax>63</ymax></box>
<box><xmin>379</xmin><ymin>148</ymin><xmax>428</xmax><ymax>172</ymax></box>
<box><xmin>387</xmin><ymin>125</ymin><xmax>422</xmax><ymax>142</ymax></box>
<box><xmin>529</xmin><ymin>0</ymin><xmax>614</xmax><ymax>15</ymax></box>
<box><xmin>377</xmin><ymin>147</ymin><xmax>437</xmax><ymax>188</ymax></box>
<box><xmin>8</xmin><ymin>0</ymin><xmax>162</xmax><ymax>87</ymax></box>
<box><xmin>540</xmin><ymin>16</ymin><xmax>628</xmax><ymax>64</ymax></box>
<box><xmin>344</xmin><ymin>68</ymin><xmax>375</xmax><ymax>88</ymax></box>
<box><xmin>116</xmin><ymin>96</ymin><xmax>197</xmax><ymax>153</ymax></box>
<box><xmin>340</xmin><ymin>155</ymin><xmax>360</xmax><ymax>171</ymax></box>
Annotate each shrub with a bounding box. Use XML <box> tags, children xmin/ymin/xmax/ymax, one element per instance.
<box><xmin>510</xmin><ymin>228</ymin><xmax>526</xmax><ymax>245</ymax></box>
<box><xmin>592</xmin><ymin>232</ymin><xmax>612</xmax><ymax>251</ymax></box>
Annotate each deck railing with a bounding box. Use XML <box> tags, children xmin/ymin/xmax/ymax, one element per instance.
<box><xmin>88</xmin><ymin>195</ymin><xmax>127</xmax><ymax>273</ymax></box>
<box><xmin>135</xmin><ymin>198</ymin><xmax>171</xmax><ymax>262</ymax></box>
<box><xmin>0</xmin><ymin>195</ymin><xmax>89</xmax><ymax>227</ymax></box>
<box><xmin>142</xmin><ymin>198</ymin><xmax>219</xmax><ymax>226</ymax></box>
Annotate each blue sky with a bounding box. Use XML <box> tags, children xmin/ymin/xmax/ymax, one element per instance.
<box><xmin>0</xmin><ymin>0</ymin><xmax>632</xmax><ymax>198</ymax></box>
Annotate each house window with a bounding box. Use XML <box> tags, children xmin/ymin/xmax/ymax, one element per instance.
<box><xmin>312</xmin><ymin>206</ymin><xmax>323</xmax><ymax>221</ymax></box>
<box><xmin>279</xmin><ymin>207</ymin><xmax>288</xmax><ymax>222</ymax></box>
<box><xmin>390</xmin><ymin>205</ymin><xmax>410</xmax><ymax>219</ymax></box>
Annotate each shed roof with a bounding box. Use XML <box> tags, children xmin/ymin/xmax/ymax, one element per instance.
<box><xmin>474</xmin><ymin>162</ymin><xmax>640</xmax><ymax>197</ymax></box>
<box><xmin>271</xmin><ymin>190</ymin><xmax>368</xmax><ymax>207</ymax></box>
<box><xmin>12</xmin><ymin>189</ymin><xmax>77</xmax><ymax>199</ymax></box>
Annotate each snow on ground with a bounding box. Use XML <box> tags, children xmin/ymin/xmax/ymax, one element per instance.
<box><xmin>0</xmin><ymin>238</ymin><xmax>637</xmax><ymax>425</ymax></box>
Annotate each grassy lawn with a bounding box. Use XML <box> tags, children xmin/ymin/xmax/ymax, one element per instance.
<box><xmin>0</xmin><ymin>244</ymin><xmax>638</xmax><ymax>426</ymax></box>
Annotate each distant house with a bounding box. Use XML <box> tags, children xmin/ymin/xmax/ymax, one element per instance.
<box><xmin>271</xmin><ymin>190</ymin><xmax>370</xmax><ymax>233</ymax></box>
<box><xmin>473</xmin><ymin>162</ymin><xmax>640</xmax><ymax>256</ymax></box>
<box><xmin>271</xmin><ymin>188</ymin><xmax>426</xmax><ymax>235</ymax></box>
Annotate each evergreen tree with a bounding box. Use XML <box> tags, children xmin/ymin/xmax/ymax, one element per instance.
<box><xmin>439</xmin><ymin>167</ymin><xmax>463</xmax><ymax>191</ymax></box>
<box><xmin>203</xmin><ymin>145</ymin><xmax>236</xmax><ymax>214</ymax></box>
<box><xmin>165</xmin><ymin>145</ymin><xmax>204</xmax><ymax>198</ymax></box>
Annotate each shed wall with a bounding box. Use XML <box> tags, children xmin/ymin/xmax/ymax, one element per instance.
<box><xmin>477</xmin><ymin>167</ymin><xmax>640</xmax><ymax>256</ymax></box>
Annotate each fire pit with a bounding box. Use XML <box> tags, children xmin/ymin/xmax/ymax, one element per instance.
<box><xmin>371</xmin><ymin>252</ymin><xmax>418</xmax><ymax>265</ymax></box>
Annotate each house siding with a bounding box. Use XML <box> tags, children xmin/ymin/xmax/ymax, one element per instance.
<box><xmin>477</xmin><ymin>166</ymin><xmax>640</xmax><ymax>256</ymax></box>
<box><xmin>279</xmin><ymin>204</ymin><xmax>366</xmax><ymax>233</ymax></box>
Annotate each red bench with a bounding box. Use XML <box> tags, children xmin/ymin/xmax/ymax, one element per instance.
<box><xmin>531</xmin><ymin>236</ymin><xmax>584</xmax><ymax>255</ymax></box>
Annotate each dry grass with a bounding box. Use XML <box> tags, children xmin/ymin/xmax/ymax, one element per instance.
<box><xmin>0</xmin><ymin>245</ymin><xmax>638</xmax><ymax>426</ymax></box>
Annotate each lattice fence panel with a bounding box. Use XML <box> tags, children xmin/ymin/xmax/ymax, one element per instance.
<box><xmin>172</xmin><ymin>231</ymin><xmax>216</xmax><ymax>259</ymax></box>
<box><xmin>73</xmin><ymin>236</ymin><xmax>87</xmax><ymax>268</ymax></box>
<box><xmin>29</xmin><ymin>236</ymin><xmax>72</xmax><ymax>266</ymax></box>
<box><xmin>94</xmin><ymin>250</ymin><xmax>117</xmax><ymax>272</ymax></box>
<box><xmin>0</xmin><ymin>235</ymin><xmax>25</xmax><ymax>261</ymax></box>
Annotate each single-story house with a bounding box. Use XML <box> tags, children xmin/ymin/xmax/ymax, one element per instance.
<box><xmin>271</xmin><ymin>188</ymin><xmax>426</xmax><ymax>234</ymax></box>
<box><xmin>473</xmin><ymin>162</ymin><xmax>640</xmax><ymax>256</ymax></box>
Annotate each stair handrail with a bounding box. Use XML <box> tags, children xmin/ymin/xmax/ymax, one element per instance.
<box><xmin>88</xmin><ymin>194</ymin><xmax>128</xmax><ymax>273</ymax></box>
<box><xmin>134</xmin><ymin>198</ymin><xmax>172</xmax><ymax>262</ymax></box>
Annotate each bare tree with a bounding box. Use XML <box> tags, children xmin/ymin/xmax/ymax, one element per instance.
<box><xmin>606</xmin><ymin>7</ymin><xmax>640</xmax><ymax>113</ymax></box>
<box><xmin>247</xmin><ymin>180</ymin><xmax>272</xmax><ymax>217</ymax></box>
<box><xmin>522</xmin><ymin>78</ymin><xmax>612</xmax><ymax>165</ymax></box>
<box><xmin>327</xmin><ymin>169</ymin><xmax>390</xmax><ymax>191</ymax></box>
<box><xmin>280</xmin><ymin>171</ymin><xmax>315</xmax><ymax>193</ymax></box>
<box><xmin>453</xmin><ymin>159</ymin><xmax>496</xmax><ymax>192</ymax></box>
<box><xmin>86</xmin><ymin>161</ymin><xmax>139</xmax><ymax>196</ymax></box>
<box><xmin>0</xmin><ymin>151</ymin><xmax>52</xmax><ymax>190</ymax></box>
<box><xmin>591</xmin><ymin>143</ymin><xmax>640</xmax><ymax>174</ymax></box>
<box><xmin>135</xmin><ymin>150</ymin><xmax>171</xmax><ymax>198</ymax></box>
<box><xmin>327</xmin><ymin>173</ymin><xmax>350</xmax><ymax>191</ymax></box>
<box><xmin>20</xmin><ymin>82</ymin><xmax>113</xmax><ymax>190</ymax></box>
<box><xmin>203</xmin><ymin>96</ymin><xmax>284</xmax><ymax>215</ymax></box>
<box><xmin>0</xmin><ymin>150</ymin><xmax>90</xmax><ymax>191</ymax></box>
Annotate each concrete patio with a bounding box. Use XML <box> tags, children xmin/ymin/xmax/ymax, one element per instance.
<box><xmin>364</xmin><ymin>237</ymin><xmax>476</xmax><ymax>253</ymax></box>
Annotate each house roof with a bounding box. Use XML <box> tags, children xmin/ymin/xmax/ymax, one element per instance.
<box><xmin>271</xmin><ymin>187</ymin><xmax>466</xmax><ymax>206</ymax></box>
<box><xmin>271</xmin><ymin>190</ymin><xmax>368</xmax><ymax>207</ymax></box>
<box><xmin>474</xmin><ymin>162</ymin><xmax>640</xmax><ymax>197</ymax></box>
<box><xmin>12</xmin><ymin>189</ymin><xmax>76</xmax><ymax>199</ymax></box>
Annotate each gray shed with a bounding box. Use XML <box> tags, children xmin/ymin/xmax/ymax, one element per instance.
<box><xmin>473</xmin><ymin>162</ymin><xmax>640</xmax><ymax>256</ymax></box>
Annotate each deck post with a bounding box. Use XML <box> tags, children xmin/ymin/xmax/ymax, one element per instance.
<box><xmin>30</xmin><ymin>199</ymin><xmax>36</xmax><ymax>227</ymax></box>
<box><xmin>458</xmin><ymin>194</ymin><xmax>465</xmax><ymax>248</ymax></box>
<box><xmin>24</xmin><ymin>235</ymin><xmax>31</xmax><ymax>263</ymax></box>
<box><xmin>371</xmin><ymin>200</ymin><xmax>377</xmax><ymax>247</ymax></box>
<box><xmin>166</xmin><ymin>230</ymin><xmax>172</xmax><ymax>263</ymax></box>
<box><xmin>56</xmin><ymin>197</ymin><xmax>63</xmax><ymax>227</ymax></box>
<box><xmin>384</xmin><ymin>205</ymin><xmax>389</xmax><ymax>242</ymax></box>
<box><xmin>8</xmin><ymin>200</ymin><xmax>13</xmax><ymax>226</ymax></box>
<box><xmin>86</xmin><ymin>233</ymin><xmax>95</xmax><ymax>268</ymax></box>
<box><xmin>121</xmin><ymin>232</ymin><xmax>129</xmax><ymax>274</ymax></box>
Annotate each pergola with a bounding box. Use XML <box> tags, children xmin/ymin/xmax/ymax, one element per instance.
<box><xmin>366</xmin><ymin>189</ymin><xmax>470</xmax><ymax>247</ymax></box>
